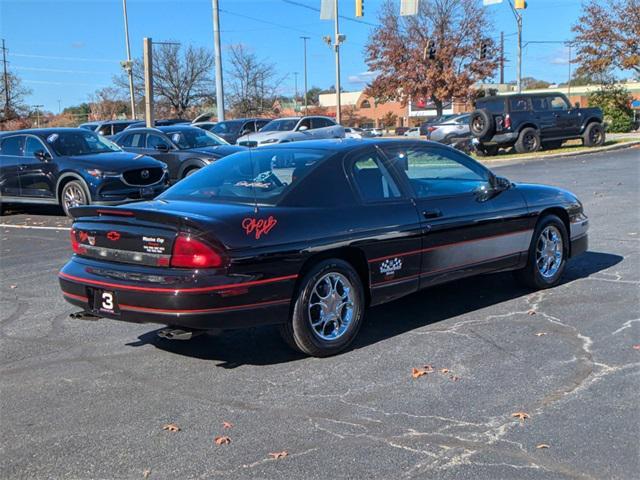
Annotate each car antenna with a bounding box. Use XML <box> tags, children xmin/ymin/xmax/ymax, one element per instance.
<box><xmin>249</xmin><ymin>148</ymin><xmax>259</xmax><ymax>214</ymax></box>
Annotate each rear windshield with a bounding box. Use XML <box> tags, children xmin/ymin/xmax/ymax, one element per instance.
<box><xmin>477</xmin><ymin>98</ymin><xmax>505</xmax><ymax>114</ymax></box>
<box><xmin>159</xmin><ymin>148</ymin><xmax>332</xmax><ymax>205</ymax></box>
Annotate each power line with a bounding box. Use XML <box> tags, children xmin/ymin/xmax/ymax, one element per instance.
<box><xmin>8</xmin><ymin>52</ymin><xmax>120</xmax><ymax>63</ymax></box>
<box><xmin>281</xmin><ymin>0</ymin><xmax>380</xmax><ymax>27</ymax></box>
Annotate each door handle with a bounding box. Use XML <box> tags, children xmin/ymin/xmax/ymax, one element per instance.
<box><xmin>422</xmin><ymin>209</ymin><xmax>442</xmax><ymax>219</ymax></box>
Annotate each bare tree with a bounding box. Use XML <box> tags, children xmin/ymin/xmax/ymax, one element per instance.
<box><xmin>0</xmin><ymin>72</ymin><xmax>32</xmax><ymax>122</ymax></box>
<box><xmin>226</xmin><ymin>44</ymin><xmax>284</xmax><ymax>117</ymax></box>
<box><xmin>572</xmin><ymin>0</ymin><xmax>640</xmax><ymax>77</ymax></box>
<box><xmin>365</xmin><ymin>0</ymin><xmax>498</xmax><ymax>117</ymax></box>
<box><xmin>89</xmin><ymin>87</ymin><xmax>129</xmax><ymax>120</ymax></box>
<box><xmin>116</xmin><ymin>42</ymin><xmax>215</xmax><ymax>117</ymax></box>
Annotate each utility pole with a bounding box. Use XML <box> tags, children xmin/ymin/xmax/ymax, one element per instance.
<box><xmin>293</xmin><ymin>71</ymin><xmax>299</xmax><ymax>104</ymax></box>
<box><xmin>33</xmin><ymin>104</ymin><xmax>43</xmax><ymax>127</ymax></box>
<box><xmin>122</xmin><ymin>0</ymin><xmax>136</xmax><ymax>119</ymax></box>
<box><xmin>300</xmin><ymin>36</ymin><xmax>310</xmax><ymax>114</ymax></box>
<box><xmin>516</xmin><ymin>13</ymin><xmax>522</xmax><ymax>92</ymax></box>
<box><xmin>212</xmin><ymin>0</ymin><xmax>225</xmax><ymax>122</ymax></box>
<box><xmin>333</xmin><ymin>0</ymin><xmax>342</xmax><ymax>124</ymax></box>
<box><xmin>2</xmin><ymin>39</ymin><xmax>10</xmax><ymax>120</ymax></box>
<box><xmin>500</xmin><ymin>31</ymin><xmax>504</xmax><ymax>85</ymax></box>
<box><xmin>143</xmin><ymin>37</ymin><xmax>154</xmax><ymax>127</ymax></box>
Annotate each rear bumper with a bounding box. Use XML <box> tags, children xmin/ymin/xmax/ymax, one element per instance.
<box><xmin>59</xmin><ymin>257</ymin><xmax>296</xmax><ymax>330</ymax></box>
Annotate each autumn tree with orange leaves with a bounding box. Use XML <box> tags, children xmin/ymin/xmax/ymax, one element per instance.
<box><xmin>365</xmin><ymin>0</ymin><xmax>498</xmax><ymax>118</ymax></box>
<box><xmin>571</xmin><ymin>0</ymin><xmax>639</xmax><ymax>78</ymax></box>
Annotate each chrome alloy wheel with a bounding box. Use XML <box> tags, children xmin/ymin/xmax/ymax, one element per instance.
<box><xmin>536</xmin><ymin>225</ymin><xmax>564</xmax><ymax>279</ymax></box>
<box><xmin>63</xmin><ymin>184</ymin><xmax>86</xmax><ymax>211</ymax></box>
<box><xmin>308</xmin><ymin>272</ymin><xmax>355</xmax><ymax>341</ymax></box>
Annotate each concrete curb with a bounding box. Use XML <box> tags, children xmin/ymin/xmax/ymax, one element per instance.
<box><xmin>476</xmin><ymin>140</ymin><xmax>640</xmax><ymax>166</ymax></box>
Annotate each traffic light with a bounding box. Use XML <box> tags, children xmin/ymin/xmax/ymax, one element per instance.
<box><xmin>480</xmin><ymin>42</ymin><xmax>488</xmax><ymax>60</ymax></box>
<box><xmin>424</xmin><ymin>40</ymin><xmax>436</xmax><ymax>61</ymax></box>
<box><xmin>355</xmin><ymin>0</ymin><xmax>364</xmax><ymax>17</ymax></box>
<box><xmin>515</xmin><ymin>0</ymin><xmax>527</xmax><ymax>9</ymax></box>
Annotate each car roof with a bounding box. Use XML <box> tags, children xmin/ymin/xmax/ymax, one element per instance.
<box><xmin>1</xmin><ymin>127</ymin><xmax>94</xmax><ymax>137</ymax></box>
<box><xmin>156</xmin><ymin>125</ymin><xmax>201</xmax><ymax>132</ymax></box>
<box><xmin>256</xmin><ymin>138</ymin><xmax>450</xmax><ymax>153</ymax></box>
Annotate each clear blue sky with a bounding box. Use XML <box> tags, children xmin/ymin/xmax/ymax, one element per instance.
<box><xmin>1</xmin><ymin>0</ymin><xmax>587</xmax><ymax>113</ymax></box>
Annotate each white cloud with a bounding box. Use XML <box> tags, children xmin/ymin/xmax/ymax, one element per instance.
<box><xmin>347</xmin><ymin>71</ymin><xmax>377</xmax><ymax>84</ymax></box>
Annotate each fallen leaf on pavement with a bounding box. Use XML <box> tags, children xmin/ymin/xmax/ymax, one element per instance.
<box><xmin>222</xmin><ymin>421</ymin><xmax>233</xmax><ymax>429</ymax></box>
<box><xmin>527</xmin><ymin>310</ymin><xmax>536</xmax><ymax>315</ymax></box>
<box><xmin>449</xmin><ymin>375</ymin><xmax>461</xmax><ymax>381</ymax></box>
<box><xmin>422</xmin><ymin>364</ymin><xmax>434</xmax><ymax>372</ymax></box>
<box><xmin>536</xmin><ymin>444</ymin><xmax>550</xmax><ymax>449</ymax></box>
<box><xmin>269</xmin><ymin>451</ymin><xmax>288</xmax><ymax>459</ymax></box>
<box><xmin>214</xmin><ymin>435</ymin><xmax>231</xmax><ymax>445</ymax></box>
<box><xmin>412</xmin><ymin>367</ymin><xmax>429</xmax><ymax>378</ymax></box>
<box><xmin>9</xmin><ymin>285</ymin><xmax>17</xmax><ymax>289</ymax></box>
<box><xmin>511</xmin><ymin>412</ymin><xmax>530</xmax><ymax>421</ymax></box>
<box><xmin>535</xmin><ymin>332</ymin><xmax>547</xmax><ymax>337</ymax></box>
<box><xmin>143</xmin><ymin>469</ymin><xmax>152</xmax><ymax>479</ymax></box>
<box><xmin>162</xmin><ymin>423</ymin><xmax>180</xmax><ymax>432</ymax></box>
<box><xmin>633</xmin><ymin>345</ymin><xmax>640</xmax><ymax>350</ymax></box>
<box><xmin>440</xmin><ymin>368</ymin><xmax>449</xmax><ymax>374</ymax></box>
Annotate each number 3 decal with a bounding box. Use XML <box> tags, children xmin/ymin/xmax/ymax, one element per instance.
<box><xmin>102</xmin><ymin>292</ymin><xmax>114</xmax><ymax>310</ymax></box>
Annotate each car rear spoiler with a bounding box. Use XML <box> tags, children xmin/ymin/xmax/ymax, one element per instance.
<box><xmin>69</xmin><ymin>205</ymin><xmax>211</xmax><ymax>230</ymax></box>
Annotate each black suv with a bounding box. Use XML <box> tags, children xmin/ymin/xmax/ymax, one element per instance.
<box><xmin>470</xmin><ymin>93</ymin><xmax>604</xmax><ymax>155</ymax></box>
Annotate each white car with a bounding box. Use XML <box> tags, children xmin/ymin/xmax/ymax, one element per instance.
<box><xmin>364</xmin><ymin>127</ymin><xmax>384</xmax><ymax>137</ymax></box>
<box><xmin>344</xmin><ymin>127</ymin><xmax>369</xmax><ymax>139</ymax></box>
<box><xmin>404</xmin><ymin>127</ymin><xmax>421</xmax><ymax>137</ymax></box>
<box><xmin>236</xmin><ymin>116</ymin><xmax>344</xmax><ymax>146</ymax></box>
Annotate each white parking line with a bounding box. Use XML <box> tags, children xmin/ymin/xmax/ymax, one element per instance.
<box><xmin>0</xmin><ymin>224</ymin><xmax>70</xmax><ymax>231</ymax></box>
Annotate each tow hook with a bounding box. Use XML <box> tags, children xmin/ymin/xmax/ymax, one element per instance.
<box><xmin>70</xmin><ymin>311</ymin><xmax>101</xmax><ymax>321</ymax></box>
<box><xmin>157</xmin><ymin>328</ymin><xmax>205</xmax><ymax>341</ymax></box>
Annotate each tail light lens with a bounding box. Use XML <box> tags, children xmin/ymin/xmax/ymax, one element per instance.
<box><xmin>170</xmin><ymin>233</ymin><xmax>223</xmax><ymax>268</ymax></box>
<box><xmin>504</xmin><ymin>114</ymin><xmax>511</xmax><ymax>130</ymax></box>
<box><xmin>69</xmin><ymin>229</ymin><xmax>86</xmax><ymax>255</ymax></box>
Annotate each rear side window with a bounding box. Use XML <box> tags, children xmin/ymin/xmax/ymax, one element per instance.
<box><xmin>510</xmin><ymin>98</ymin><xmax>529</xmax><ymax>112</ymax></box>
<box><xmin>312</xmin><ymin>117</ymin><xmax>334</xmax><ymax>129</ymax></box>
<box><xmin>112</xmin><ymin>123</ymin><xmax>130</xmax><ymax>134</ymax></box>
<box><xmin>159</xmin><ymin>148</ymin><xmax>331</xmax><ymax>205</ymax></box>
<box><xmin>0</xmin><ymin>136</ymin><xmax>24</xmax><ymax>156</ymax></box>
<box><xmin>531</xmin><ymin>97</ymin><xmax>547</xmax><ymax>111</ymax></box>
<box><xmin>351</xmin><ymin>151</ymin><xmax>401</xmax><ymax>203</ymax></box>
<box><xmin>477</xmin><ymin>98</ymin><xmax>504</xmax><ymax>114</ymax></box>
<box><xmin>97</xmin><ymin>124</ymin><xmax>112</xmax><ymax>136</ymax></box>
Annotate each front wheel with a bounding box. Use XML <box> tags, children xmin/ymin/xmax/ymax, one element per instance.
<box><xmin>515</xmin><ymin>215</ymin><xmax>568</xmax><ymax>289</ymax></box>
<box><xmin>280</xmin><ymin>259</ymin><xmax>365</xmax><ymax>357</ymax></box>
<box><xmin>60</xmin><ymin>180</ymin><xmax>89</xmax><ymax>217</ymax></box>
<box><xmin>583</xmin><ymin>122</ymin><xmax>605</xmax><ymax>147</ymax></box>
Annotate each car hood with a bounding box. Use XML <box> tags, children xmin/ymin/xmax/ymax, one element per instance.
<box><xmin>183</xmin><ymin>145</ymin><xmax>247</xmax><ymax>157</ymax></box>
<box><xmin>237</xmin><ymin>130</ymin><xmax>292</xmax><ymax>145</ymax></box>
<box><xmin>66</xmin><ymin>151</ymin><xmax>165</xmax><ymax>169</ymax></box>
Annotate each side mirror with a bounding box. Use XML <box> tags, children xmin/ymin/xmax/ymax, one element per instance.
<box><xmin>298</xmin><ymin>125</ymin><xmax>309</xmax><ymax>132</ymax></box>
<box><xmin>493</xmin><ymin>175</ymin><xmax>511</xmax><ymax>191</ymax></box>
<box><xmin>155</xmin><ymin>143</ymin><xmax>170</xmax><ymax>152</ymax></box>
<box><xmin>34</xmin><ymin>150</ymin><xmax>52</xmax><ymax>162</ymax></box>
<box><xmin>574</xmin><ymin>102</ymin><xmax>580</xmax><ymax>109</ymax></box>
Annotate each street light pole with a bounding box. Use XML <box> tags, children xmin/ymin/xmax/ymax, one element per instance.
<box><xmin>506</xmin><ymin>1</ymin><xmax>523</xmax><ymax>93</ymax></box>
<box><xmin>143</xmin><ymin>37</ymin><xmax>154</xmax><ymax>127</ymax></box>
<box><xmin>300</xmin><ymin>36</ymin><xmax>310</xmax><ymax>114</ymax></box>
<box><xmin>212</xmin><ymin>0</ymin><xmax>225</xmax><ymax>122</ymax></box>
<box><xmin>33</xmin><ymin>104</ymin><xmax>43</xmax><ymax>127</ymax></box>
<box><xmin>122</xmin><ymin>0</ymin><xmax>136</xmax><ymax>119</ymax></box>
<box><xmin>333</xmin><ymin>0</ymin><xmax>342</xmax><ymax>124</ymax></box>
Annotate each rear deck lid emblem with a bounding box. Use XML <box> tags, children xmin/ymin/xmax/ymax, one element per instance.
<box><xmin>107</xmin><ymin>231</ymin><xmax>121</xmax><ymax>241</ymax></box>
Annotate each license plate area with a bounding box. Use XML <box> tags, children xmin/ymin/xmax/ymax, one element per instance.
<box><xmin>90</xmin><ymin>288</ymin><xmax>120</xmax><ymax>316</ymax></box>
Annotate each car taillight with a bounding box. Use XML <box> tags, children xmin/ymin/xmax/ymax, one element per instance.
<box><xmin>170</xmin><ymin>233</ymin><xmax>223</xmax><ymax>268</ymax></box>
<box><xmin>504</xmin><ymin>114</ymin><xmax>511</xmax><ymax>129</ymax></box>
<box><xmin>69</xmin><ymin>229</ymin><xmax>86</xmax><ymax>255</ymax></box>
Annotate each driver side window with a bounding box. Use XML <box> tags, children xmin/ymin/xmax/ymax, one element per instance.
<box><xmin>24</xmin><ymin>137</ymin><xmax>47</xmax><ymax>157</ymax></box>
<box><xmin>298</xmin><ymin>118</ymin><xmax>312</xmax><ymax>130</ymax></box>
<box><xmin>383</xmin><ymin>146</ymin><xmax>489</xmax><ymax>199</ymax></box>
<box><xmin>147</xmin><ymin>134</ymin><xmax>168</xmax><ymax>149</ymax></box>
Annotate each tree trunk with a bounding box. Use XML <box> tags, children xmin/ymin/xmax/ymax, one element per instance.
<box><xmin>432</xmin><ymin>96</ymin><xmax>443</xmax><ymax>118</ymax></box>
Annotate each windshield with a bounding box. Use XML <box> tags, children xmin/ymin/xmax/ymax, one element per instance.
<box><xmin>46</xmin><ymin>131</ymin><xmax>121</xmax><ymax>156</ymax></box>
<box><xmin>211</xmin><ymin>121</ymin><xmax>243</xmax><ymax>134</ymax></box>
<box><xmin>260</xmin><ymin>119</ymin><xmax>298</xmax><ymax>132</ymax></box>
<box><xmin>159</xmin><ymin>148</ymin><xmax>331</xmax><ymax>205</ymax></box>
<box><xmin>165</xmin><ymin>128</ymin><xmax>229</xmax><ymax>149</ymax></box>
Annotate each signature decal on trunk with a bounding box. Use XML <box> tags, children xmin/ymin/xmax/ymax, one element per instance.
<box><xmin>107</xmin><ymin>231</ymin><xmax>121</xmax><ymax>241</ymax></box>
<box><xmin>380</xmin><ymin>258</ymin><xmax>402</xmax><ymax>276</ymax></box>
<box><xmin>242</xmin><ymin>216</ymin><xmax>278</xmax><ymax>239</ymax></box>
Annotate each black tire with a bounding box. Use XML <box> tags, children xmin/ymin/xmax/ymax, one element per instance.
<box><xmin>470</xmin><ymin>109</ymin><xmax>495</xmax><ymax>140</ymax></box>
<box><xmin>514</xmin><ymin>127</ymin><xmax>541</xmax><ymax>154</ymax></box>
<box><xmin>279</xmin><ymin>259</ymin><xmax>365</xmax><ymax>357</ymax></box>
<box><xmin>542</xmin><ymin>140</ymin><xmax>563</xmax><ymax>150</ymax></box>
<box><xmin>184</xmin><ymin>167</ymin><xmax>200</xmax><ymax>178</ymax></box>
<box><xmin>515</xmin><ymin>214</ymin><xmax>569</xmax><ymax>290</ymax></box>
<box><xmin>582</xmin><ymin>122</ymin><xmax>605</xmax><ymax>147</ymax></box>
<box><xmin>60</xmin><ymin>180</ymin><xmax>90</xmax><ymax>217</ymax></box>
<box><xmin>476</xmin><ymin>144</ymin><xmax>499</xmax><ymax>157</ymax></box>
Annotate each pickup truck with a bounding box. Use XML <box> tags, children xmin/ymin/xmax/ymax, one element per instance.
<box><xmin>469</xmin><ymin>92</ymin><xmax>605</xmax><ymax>155</ymax></box>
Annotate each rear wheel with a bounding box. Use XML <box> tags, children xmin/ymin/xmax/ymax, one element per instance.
<box><xmin>515</xmin><ymin>215</ymin><xmax>568</xmax><ymax>289</ymax></box>
<box><xmin>470</xmin><ymin>109</ymin><xmax>495</xmax><ymax>140</ymax></box>
<box><xmin>280</xmin><ymin>259</ymin><xmax>365</xmax><ymax>357</ymax></box>
<box><xmin>184</xmin><ymin>167</ymin><xmax>200</xmax><ymax>178</ymax></box>
<box><xmin>476</xmin><ymin>144</ymin><xmax>499</xmax><ymax>157</ymax></box>
<box><xmin>583</xmin><ymin>122</ymin><xmax>605</xmax><ymax>147</ymax></box>
<box><xmin>60</xmin><ymin>180</ymin><xmax>89</xmax><ymax>217</ymax></box>
<box><xmin>514</xmin><ymin>127</ymin><xmax>541</xmax><ymax>154</ymax></box>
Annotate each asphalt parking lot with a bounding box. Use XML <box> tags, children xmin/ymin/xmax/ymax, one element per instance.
<box><xmin>1</xmin><ymin>147</ymin><xmax>639</xmax><ymax>480</ymax></box>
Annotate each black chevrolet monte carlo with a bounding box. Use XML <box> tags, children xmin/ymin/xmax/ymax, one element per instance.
<box><xmin>58</xmin><ymin>139</ymin><xmax>589</xmax><ymax>357</ymax></box>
